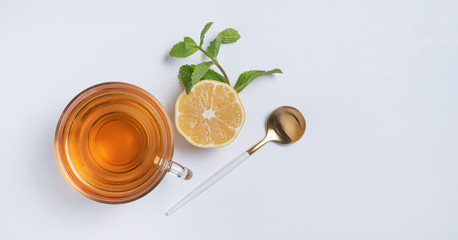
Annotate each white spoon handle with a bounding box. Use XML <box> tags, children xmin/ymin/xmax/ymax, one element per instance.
<box><xmin>166</xmin><ymin>152</ymin><xmax>250</xmax><ymax>216</ymax></box>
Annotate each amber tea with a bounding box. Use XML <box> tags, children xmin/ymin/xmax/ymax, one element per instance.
<box><xmin>55</xmin><ymin>82</ymin><xmax>190</xmax><ymax>204</ymax></box>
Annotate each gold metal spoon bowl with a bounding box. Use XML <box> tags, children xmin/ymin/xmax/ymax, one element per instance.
<box><xmin>248</xmin><ymin>106</ymin><xmax>306</xmax><ymax>154</ymax></box>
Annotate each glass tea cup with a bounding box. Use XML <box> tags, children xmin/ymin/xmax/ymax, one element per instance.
<box><xmin>55</xmin><ymin>82</ymin><xmax>192</xmax><ymax>204</ymax></box>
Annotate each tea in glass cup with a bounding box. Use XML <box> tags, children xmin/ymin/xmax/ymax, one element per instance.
<box><xmin>55</xmin><ymin>82</ymin><xmax>191</xmax><ymax>204</ymax></box>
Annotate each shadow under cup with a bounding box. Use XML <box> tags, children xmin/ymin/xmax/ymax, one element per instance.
<box><xmin>55</xmin><ymin>82</ymin><xmax>192</xmax><ymax>204</ymax></box>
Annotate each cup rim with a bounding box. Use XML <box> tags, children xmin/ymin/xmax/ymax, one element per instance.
<box><xmin>54</xmin><ymin>82</ymin><xmax>174</xmax><ymax>204</ymax></box>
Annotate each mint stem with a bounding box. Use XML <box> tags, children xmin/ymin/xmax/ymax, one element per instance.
<box><xmin>198</xmin><ymin>47</ymin><xmax>230</xmax><ymax>84</ymax></box>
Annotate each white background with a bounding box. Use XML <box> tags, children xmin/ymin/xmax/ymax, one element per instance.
<box><xmin>0</xmin><ymin>0</ymin><xmax>457</xmax><ymax>239</ymax></box>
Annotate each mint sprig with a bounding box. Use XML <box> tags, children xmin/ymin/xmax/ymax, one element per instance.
<box><xmin>206</xmin><ymin>34</ymin><xmax>222</xmax><ymax>59</ymax></box>
<box><xmin>191</xmin><ymin>61</ymin><xmax>214</xmax><ymax>86</ymax></box>
<box><xmin>170</xmin><ymin>22</ymin><xmax>282</xmax><ymax>93</ymax></box>
<box><xmin>219</xmin><ymin>28</ymin><xmax>240</xmax><ymax>43</ymax></box>
<box><xmin>199</xmin><ymin>22</ymin><xmax>213</xmax><ymax>47</ymax></box>
<box><xmin>234</xmin><ymin>69</ymin><xmax>283</xmax><ymax>93</ymax></box>
<box><xmin>178</xmin><ymin>64</ymin><xmax>194</xmax><ymax>93</ymax></box>
<box><xmin>170</xmin><ymin>37</ymin><xmax>198</xmax><ymax>58</ymax></box>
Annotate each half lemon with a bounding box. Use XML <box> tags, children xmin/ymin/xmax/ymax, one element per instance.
<box><xmin>175</xmin><ymin>80</ymin><xmax>245</xmax><ymax>148</ymax></box>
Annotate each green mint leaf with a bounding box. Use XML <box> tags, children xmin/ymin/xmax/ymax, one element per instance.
<box><xmin>206</xmin><ymin>34</ymin><xmax>222</xmax><ymax>58</ymax></box>
<box><xmin>169</xmin><ymin>37</ymin><xmax>198</xmax><ymax>58</ymax></box>
<box><xmin>178</xmin><ymin>64</ymin><xmax>195</xmax><ymax>93</ymax></box>
<box><xmin>184</xmin><ymin>37</ymin><xmax>198</xmax><ymax>49</ymax></box>
<box><xmin>191</xmin><ymin>61</ymin><xmax>214</xmax><ymax>88</ymax></box>
<box><xmin>220</xmin><ymin>28</ymin><xmax>240</xmax><ymax>43</ymax></box>
<box><xmin>234</xmin><ymin>68</ymin><xmax>283</xmax><ymax>93</ymax></box>
<box><xmin>205</xmin><ymin>28</ymin><xmax>239</xmax><ymax>58</ymax></box>
<box><xmin>202</xmin><ymin>69</ymin><xmax>226</xmax><ymax>83</ymax></box>
<box><xmin>199</xmin><ymin>22</ymin><xmax>213</xmax><ymax>47</ymax></box>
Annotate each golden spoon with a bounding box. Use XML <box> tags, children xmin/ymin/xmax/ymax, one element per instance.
<box><xmin>166</xmin><ymin>106</ymin><xmax>306</xmax><ymax>216</ymax></box>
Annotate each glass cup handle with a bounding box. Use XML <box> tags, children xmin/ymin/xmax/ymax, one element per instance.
<box><xmin>168</xmin><ymin>161</ymin><xmax>193</xmax><ymax>180</ymax></box>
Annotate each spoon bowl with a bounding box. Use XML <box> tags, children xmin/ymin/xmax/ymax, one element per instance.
<box><xmin>266</xmin><ymin>106</ymin><xmax>306</xmax><ymax>145</ymax></box>
<box><xmin>248</xmin><ymin>106</ymin><xmax>306</xmax><ymax>154</ymax></box>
